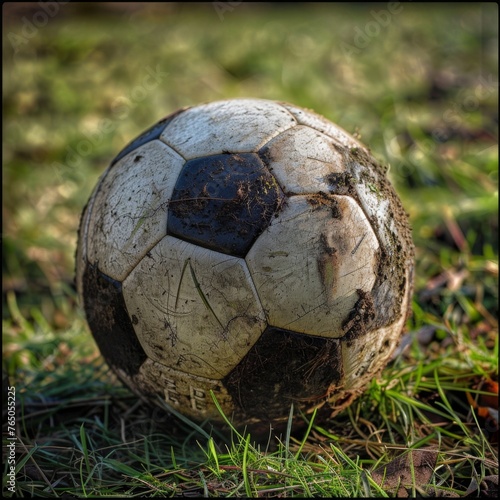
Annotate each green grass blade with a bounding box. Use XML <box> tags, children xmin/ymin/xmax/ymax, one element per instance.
<box><xmin>155</xmin><ymin>396</ymin><xmax>212</xmax><ymax>441</ymax></box>
<box><xmin>295</xmin><ymin>407</ymin><xmax>317</xmax><ymax>459</ymax></box>
<box><xmin>79</xmin><ymin>423</ymin><xmax>91</xmax><ymax>476</ymax></box>
<box><xmin>285</xmin><ymin>403</ymin><xmax>293</xmax><ymax>459</ymax></box>
<box><xmin>242</xmin><ymin>433</ymin><xmax>253</xmax><ymax>498</ymax></box>
<box><xmin>210</xmin><ymin>390</ymin><xmax>245</xmax><ymax>441</ymax></box>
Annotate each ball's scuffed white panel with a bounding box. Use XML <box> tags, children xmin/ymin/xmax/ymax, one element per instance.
<box><xmin>261</xmin><ymin>125</ymin><xmax>345</xmax><ymax>194</ymax></box>
<box><xmin>355</xmin><ymin>180</ymin><xmax>391</xmax><ymax>228</ymax></box>
<box><xmin>86</xmin><ymin>141</ymin><xmax>185</xmax><ymax>281</ymax></box>
<box><xmin>122</xmin><ymin>235</ymin><xmax>266</xmax><ymax>379</ymax></box>
<box><xmin>135</xmin><ymin>359</ymin><xmax>234</xmax><ymax>422</ymax></box>
<box><xmin>354</xmin><ymin>179</ymin><xmax>394</xmax><ymax>250</ymax></box>
<box><xmin>352</xmin><ymin>165</ymin><xmax>406</xmax><ymax>260</ymax></box>
<box><xmin>339</xmin><ymin>267</ymin><xmax>412</xmax><ymax>393</ymax></box>
<box><xmin>159</xmin><ymin>99</ymin><xmax>297</xmax><ymax>159</ymax></box>
<box><xmin>246</xmin><ymin>195</ymin><xmax>379</xmax><ymax>337</ymax></box>
<box><xmin>279</xmin><ymin>103</ymin><xmax>364</xmax><ymax>150</ymax></box>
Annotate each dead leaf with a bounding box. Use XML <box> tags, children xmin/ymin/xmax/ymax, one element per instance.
<box><xmin>371</xmin><ymin>449</ymin><xmax>438</xmax><ymax>497</ymax></box>
<box><xmin>463</xmin><ymin>475</ymin><xmax>499</xmax><ymax>498</ymax></box>
<box><xmin>466</xmin><ymin>377</ymin><xmax>499</xmax><ymax>433</ymax></box>
<box><xmin>479</xmin><ymin>475</ymin><xmax>499</xmax><ymax>498</ymax></box>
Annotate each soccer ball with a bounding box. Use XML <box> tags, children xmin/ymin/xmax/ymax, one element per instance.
<box><xmin>76</xmin><ymin>98</ymin><xmax>414</xmax><ymax>432</ymax></box>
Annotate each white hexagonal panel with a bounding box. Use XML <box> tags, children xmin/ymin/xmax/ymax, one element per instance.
<box><xmin>350</xmin><ymin>152</ymin><xmax>410</xmax><ymax>263</ymax></box>
<box><xmin>279</xmin><ymin>102</ymin><xmax>365</xmax><ymax>150</ymax></box>
<box><xmin>122</xmin><ymin>235</ymin><xmax>267</xmax><ymax>379</ymax></box>
<box><xmin>260</xmin><ymin>125</ymin><xmax>345</xmax><ymax>194</ymax></box>
<box><xmin>246</xmin><ymin>195</ymin><xmax>379</xmax><ymax>337</ymax></box>
<box><xmin>159</xmin><ymin>99</ymin><xmax>297</xmax><ymax>159</ymax></box>
<box><xmin>355</xmin><ymin>179</ymin><xmax>392</xmax><ymax>236</ymax></box>
<box><xmin>86</xmin><ymin>140</ymin><xmax>185</xmax><ymax>281</ymax></box>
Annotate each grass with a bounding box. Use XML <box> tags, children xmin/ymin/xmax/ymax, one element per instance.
<box><xmin>2</xmin><ymin>2</ymin><xmax>498</xmax><ymax>497</ymax></box>
<box><xmin>3</xmin><ymin>309</ymin><xmax>497</xmax><ymax>496</ymax></box>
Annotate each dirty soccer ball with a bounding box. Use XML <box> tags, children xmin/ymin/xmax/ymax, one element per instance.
<box><xmin>76</xmin><ymin>98</ymin><xmax>414</xmax><ymax>432</ymax></box>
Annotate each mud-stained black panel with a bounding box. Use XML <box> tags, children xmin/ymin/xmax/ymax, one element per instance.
<box><xmin>82</xmin><ymin>262</ymin><xmax>147</xmax><ymax>376</ymax></box>
<box><xmin>110</xmin><ymin>108</ymin><xmax>188</xmax><ymax>166</ymax></box>
<box><xmin>223</xmin><ymin>326</ymin><xmax>343</xmax><ymax>421</ymax></box>
<box><xmin>167</xmin><ymin>153</ymin><xmax>285</xmax><ymax>257</ymax></box>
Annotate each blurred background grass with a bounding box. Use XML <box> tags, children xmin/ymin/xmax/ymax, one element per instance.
<box><xmin>2</xmin><ymin>2</ymin><xmax>498</xmax><ymax>496</ymax></box>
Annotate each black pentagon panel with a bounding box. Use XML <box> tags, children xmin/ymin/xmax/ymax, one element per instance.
<box><xmin>110</xmin><ymin>108</ymin><xmax>188</xmax><ymax>166</ymax></box>
<box><xmin>167</xmin><ymin>153</ymin><xmax>285</xmax><ymax>257</ymax></box>
<box><xmin>223</xmin><ymin>326</ymin><xmax>343</xmax><ymax>421</ymax></box>
<box><xmin>82</xmin><ymin>262</ymin><xmax>147</xmax><ymax>377</ymax></box>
